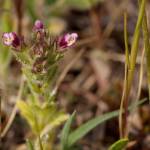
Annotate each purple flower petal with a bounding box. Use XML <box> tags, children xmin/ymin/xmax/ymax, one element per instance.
<box><xmin>65</xmin><ymin>33</ymin><xmax>78</xmax><ymax>47</ymax></box>
<box><xmin>58</xmin><ymin>36</ymin><xmax>68</xmax><ymax>49</ymax></box>
<box><xmin>2</xmin><ymin>32</ymin><xmax>14</xmax><ymax>46</ymax></box>
<box><xmin>58</xmin><ymin>33</ymin><xmax>78</xmax><ymax>49</ymax></box>
<box><xmin>2</xmin><ymin>32</ymin><xmax>20</xmax><ymax>48</ymax></box>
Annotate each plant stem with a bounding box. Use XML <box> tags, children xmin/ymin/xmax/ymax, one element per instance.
<box><xmin>33</xmin><ymin>113</ymin><xmax>44</xmax><ymax>150</ymax></box>
<box><xmin>38</xmin><ymin>135</ymin><xmax>44</xmax><ymax>150</ymax></box>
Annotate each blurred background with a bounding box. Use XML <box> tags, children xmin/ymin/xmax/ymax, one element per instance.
<box><xmin>0</xmin><ymin>0</ymin><xmax>150</xmax><ymax>149</ymax></box>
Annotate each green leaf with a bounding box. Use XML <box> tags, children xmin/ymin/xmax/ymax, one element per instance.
<box><xmin>108</xmin><ymin>138</ymin><xmax>128</xmax><ymax>150</ymax></box>
<box><xmin>22</xmin><ymin>68</ymin><xmax>41</xmax><ymax>94</ymax></box>
<box><xmin>44</xmin><ymin>64</ymin><xmax>58</xmax><ymax>86</ymax></box>
<box><xmin>40</xmin><ymin>111</ymin><xmax>69</xmax><ymax>137</ymax></box>
<box><xmin>67</xmin><ymin>98</ymin><xmax>147</xmax><ymax>147</ymax></box>
<box><xmin>14</xmin><ymin>51</ymin><xmax>31</xmax><ymax>65</ymax></box>
<box><xmin>61</xmin><ymin>111</ymin><xmax>76</xmax><ymax>150</ymax></box>
<box><xmin>68</xmin><ymin>109</ymin><xmax>118</xmax><ymax>147</ymax></box>
<box><xmin>17</xmin><ymin>100</ymin><xmax>68</xmax><ymax>135</ymax></box>
<box><xmin>17</xmin><ymin>100</ymin><xmax>38</xmax><ymax>133</ymax></box>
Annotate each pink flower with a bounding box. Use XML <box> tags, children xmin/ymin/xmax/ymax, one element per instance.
<box><xmin>33</xmin><ymin>20</ymin><xmax>44</xmax><ymax>32</ymax></box>
<box><xmin>58</xmin><ymin>33</ymin><xmax>78</xmax><ymax>49</ymax></box>
<box><xmin>2</xmin><ymin>32</ymin><xmax>20</xmax><ymax>48</ymax></box>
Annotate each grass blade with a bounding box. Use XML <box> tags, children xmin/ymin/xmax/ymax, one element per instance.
<box><xmin>108</xmin><ymin>138</ymin><xmax>128</xmax><ymax>150</ymax></box>
<box><xmin>67</xmin><ymin>98</ymin><xmax>147</xmax><ymax>147</ymax></box>
<box><xmin>61</xmin><ymin>111</ymin><xmax>76</xmax><ymax>150</ymax></box>
<box><xmin>142</xmin><ymin>8</ymin><xmax>150</xmax><ymax>101</ymax></box>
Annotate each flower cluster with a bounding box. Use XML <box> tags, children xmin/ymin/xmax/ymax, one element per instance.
<box><xmin>2</xmin><ymin>20</ymin><xmax>78</xmax><ymax>51</ymax></box>
<box><xmin>2</xmin><ymin>20</ymin><xmax>78</xmax><ymax>93</ymax></box>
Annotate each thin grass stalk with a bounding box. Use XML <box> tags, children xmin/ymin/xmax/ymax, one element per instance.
<box><xmin>124</xmin><ymin>12</ymin><xmax>130</xmax><ymax>68</ymax></box>
<box><xmin>142</xmin><ymin>9</ymin><xmax>150</xmax><ymax>101</ymax></box>
<box><xmin>119</xmin><ymin>63</ymin><xmax>128</xmax><ymax>138</ymax></box>
<box><xmin>122</xmin><ymin>0</ymin><xmax>147</xmax><ymax>137</ymax></box>
<box><xmin>130</xmin><ymin>48</ymin><xmax>145</xmax><ymax>123</ymax></box>
<box><xmin>119</xmin><ymin>12</ymin><xmax>130</xmax><ymax>138</ymax></box>
<box><xmin>136</xmin><ymin>48</ymin><xmax>145</xmax><ymax>101</ymax></box>
<box><xmin>127</xmin><ymin>0</ymin><xmax>146</xmax><ymax>95</ymax></box>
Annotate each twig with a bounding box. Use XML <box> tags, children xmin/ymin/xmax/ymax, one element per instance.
<box><xmin>52</xmin><ymin>49</ymin><xmax>85</xmax><ymax>95</ymax></box>
<box><xmin>1</xmin><ymin>76</ymin><xmax>24</xmax><ymax>138</ymax></box>
<box><xmin>75</xmin><ymin>36</ymin><xmax>98</xmax><ymax>48</ymax></box>
<box><xmin>90</xmin><ymin>6</ymin><xmax>102</xmax><ymax>47</ymax></box>
<box><xmin>103</xmin><ymin>0</ymin><xmax>129</xmax><ymax>38</ymax></box>
<box><xmin>91</xmin><ymin>50</ymin><xmax>142</xmax><ymax>64</ymax></box>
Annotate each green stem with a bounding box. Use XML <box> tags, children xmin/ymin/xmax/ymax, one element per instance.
<box><xmin>33</xmin><ymin>114</ymin><xmax>44</xmax><ymax>150</ymax></box>
<box><xmin>38</xmin><ymin>135</ymin><xmax>44</xmax><ymax>150</ymax></box>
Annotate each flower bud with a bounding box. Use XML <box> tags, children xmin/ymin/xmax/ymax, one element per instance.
<box><xmin>57</xmin><ymin>33</ymin><xmax>78</xmax><ymax>50</ymax></box>
<box><xmin>2</xmin><ymin>32</ymin><xmax>20</xmax><ymax>48</ymax></box>
<box><xmin>32</xmin><ymin>44</ymin><xmax>44</xmax><ymax>57</ymax></box>
<box><xmin>33</xmin><ymin>20</ymin><xmax>44</xmax><ymax>32</ymax></box>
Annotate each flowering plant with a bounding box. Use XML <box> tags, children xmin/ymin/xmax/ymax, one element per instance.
<box><xmin>2</xmin><ymin>20</ymin><xmax>78</xmax><ymax>150</ymax></box>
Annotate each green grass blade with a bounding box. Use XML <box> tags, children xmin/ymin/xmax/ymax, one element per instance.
<box><xmin>127</xmin><ymin>0</ymin><xmax>147</xmax><ymax>93</ymax></box>
<box><xmin>108</xmin><ymin>138</ymin><xmax>128</xmax><ymax>150</ymax></box>
<box><xmin>124</xmin><ymin>12</ymin><xmax>130</xmax><ymax>67</ymax></box>
<box><xmin>61</xmin><ymin>111</ymin><xmax>76</xmax><ymax>150</ymax></box>
<box><xmin>67</xmin><ymin>98</ymin><xmax>147</xmax><ymax>147</ymax></box>
<box><xmin>142</xmin><ymin>9</ymin><xmax>150</xmax><ymax>101</ymax></box>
